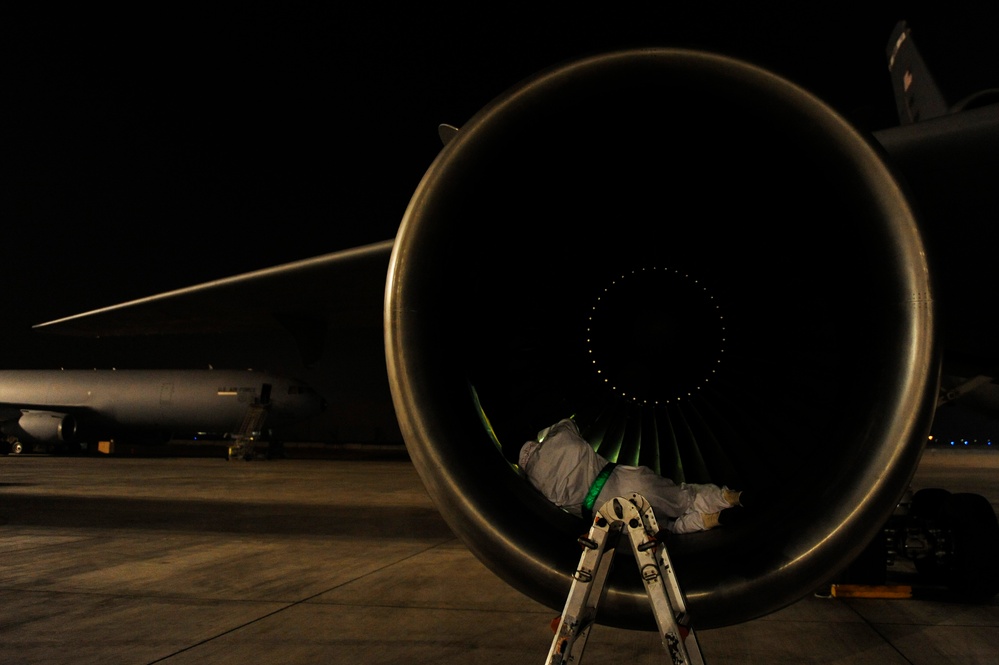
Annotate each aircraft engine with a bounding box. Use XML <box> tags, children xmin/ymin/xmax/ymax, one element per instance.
<box><xmin>13</xmin><ymin>410</ymin><xmax>78</xmax><ymax>443</ymax></box>
<box><xmin>385</xmin><ymin>49</ymin><xmax>939</xmax><ymax>628</ymax></box>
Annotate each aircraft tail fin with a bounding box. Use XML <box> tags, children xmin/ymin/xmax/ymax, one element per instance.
<box><xmin>886</xmin><ymin>20</ymin><xmax>950</xmax><ymax>124</ymax></box>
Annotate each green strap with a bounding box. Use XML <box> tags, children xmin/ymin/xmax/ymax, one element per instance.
<box><xmin>582</xmin><ymin>462</ymin><xmax>617</xmax><ymax>521</ymax></box>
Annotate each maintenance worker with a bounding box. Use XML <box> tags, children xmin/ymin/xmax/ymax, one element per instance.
<box><xmin>518</xmin><ymin>418</ymin><xmax>742</xmax><ymax>534</ymax></box>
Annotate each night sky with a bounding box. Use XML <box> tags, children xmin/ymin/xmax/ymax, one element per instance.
<box><xmin>5</xmin><ymin>7</ymin><xmax>998</xmax><ymax>436</ymax></box>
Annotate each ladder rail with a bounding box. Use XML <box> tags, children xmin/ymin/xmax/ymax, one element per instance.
<box><xmin>624</xmin><ymin>495</ymin><xmax>704</xmax><ymax>664</ymax></box>
<box><xmin>631</xmin><ymin>494</ymin><xmax>696</xmax><ymax>632</ymax></box>
<box><xmin>546</xmin><ymin>517</ymin><xmax>620</xmax><ymax>663</ymax></box>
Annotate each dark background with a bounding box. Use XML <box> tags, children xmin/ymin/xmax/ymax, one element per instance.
<box><xmin>5</xmin><ymin>7</ymin><xmax>998</xmax><ymax>439</ymax></box>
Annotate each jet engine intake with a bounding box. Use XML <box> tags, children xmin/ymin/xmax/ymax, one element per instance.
<box><xmin>385</xmin><ymin>49</ymin><xmax>938</xmax><ymax>628</ymax></box>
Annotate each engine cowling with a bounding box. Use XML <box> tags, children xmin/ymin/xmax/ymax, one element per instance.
<box><xmin>385</xmin><ymin>48</ymin><xmax>938</xmax><ymax>628</ymax></box>
<box><xmin>11</xmin><ymin>410</ymin><xmax>78</xmax><ymax>443</ymax></box>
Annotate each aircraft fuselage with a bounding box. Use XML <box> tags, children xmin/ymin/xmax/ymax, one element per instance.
<box><xmin>0</xmin><ymin>368</ymin><xmax>325</xmax><ymax>448</ymax></box>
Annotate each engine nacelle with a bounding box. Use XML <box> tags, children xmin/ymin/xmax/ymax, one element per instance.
<box><xmin>10</xmin><ymin>410</ymin><xmax>78</xmax><ymax>443</ymax></box>
<box><xmin>385</xmin><ymin>49</ymin><xmax>939</xmax><ymax>629</ymax></box>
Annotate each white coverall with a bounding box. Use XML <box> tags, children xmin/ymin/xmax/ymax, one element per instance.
<box><xmin>518</xmin><ymin>418</ymin><xmax>736</xmax><ymax>534</ymax></box>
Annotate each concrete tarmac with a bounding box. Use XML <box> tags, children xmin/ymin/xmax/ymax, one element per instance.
<box><xmin>0</xmin><ymin>445</ymin><xmax>997</xmax><ymax>664</ymax></box>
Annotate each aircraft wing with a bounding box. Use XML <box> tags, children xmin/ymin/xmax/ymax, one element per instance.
<box><xmin>34</xmin><ymin>239</ymin><xmax>394</xmax><ymax>366</ymax></box>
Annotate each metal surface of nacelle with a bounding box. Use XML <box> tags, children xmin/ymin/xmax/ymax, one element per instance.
<box><xmin>15</xmin><ymin>410</ymin><xmax>78</xmax><ymax>443</ymax></box>
<box><xmin>385</xmin><ymin>49</ymin><xmax>938</xmax><ymax>628</ymax></box>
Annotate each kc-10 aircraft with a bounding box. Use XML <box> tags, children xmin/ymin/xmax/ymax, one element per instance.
<box><xmin>0</xmin><ymin>369</ymin><xmax>325</xmax><ymax>455</ymax></box>
<box><xmin>26</xmin><ymin>20</ymin><xmax>999</xmax><ymax>629</ymax></box>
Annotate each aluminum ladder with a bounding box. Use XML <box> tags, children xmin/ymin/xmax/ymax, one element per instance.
<box><xmin>545</xmin><ymin>494</ymin><xmax>706</xmax><ymax>664</ymax></box>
